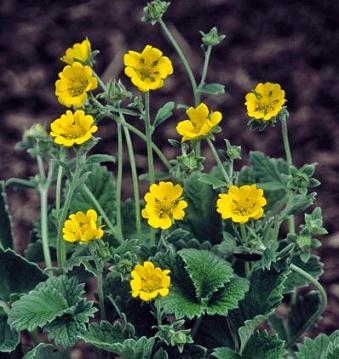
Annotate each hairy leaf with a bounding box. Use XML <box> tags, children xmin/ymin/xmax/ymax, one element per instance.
<box><xmin>179</xmin><ymin>249</ymin><xmax>234</xmax><ymax>301</ymax></box>
<box><xmin>44</xmin><ymin>299</ymin><xmax>97</xmax><ymax>347</ymax></box>
<box><xmin>0</xmin><ymin>313</ymin><xmax>19</xmax><ymax>353</ymax></box>
<box><xmin>154</xmin><ymin>101</ymin><xmax>175</xmax><ymax>128</ymax></box>
<box><xmin>212</xmin><ymin>347</ymin><xmax>240</xmax><ymax>359</ymax></box>
<box><xmin>296</xmin><ymin>330</ymin><xmax>339</xmax><ymax>359</ymax></box>
<box><xmin>0</xmin><ymin>248</ymin><xmax>47</xmax><ymax>302</ymax></box>
<box><xmin>8</xmin><ymin>276</ymin><xmax>84</xmax><ymax>332</ymax></box>
<box><xmin>23</xmin><ymin>343</ymin><xmax>66</xmax><ymax>359</ymax></box>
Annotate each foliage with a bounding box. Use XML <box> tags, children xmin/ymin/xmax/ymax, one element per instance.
<box><xmin>1</xmin><ymin>0</ymin><xmax>330</xmax><ymax>357</ymax></box>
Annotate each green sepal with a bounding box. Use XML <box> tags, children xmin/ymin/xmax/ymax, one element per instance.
<box><xmin>0</xmin><ymin>248</ymin><xmax>47</xmax><ymax>302</ymax></box>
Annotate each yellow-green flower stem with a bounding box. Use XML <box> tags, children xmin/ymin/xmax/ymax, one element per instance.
<box><xmin>281</xmin><ymin>114</ymin><xmax>295</xmax><ymax>235</ymax></box>
<box><xmin>198</xmin><ymin>44</ymin><xmax>212</xmax><ymax>102</ymax></box>
<box><xmin>90</xmin><ymin>96</ymin><xmax>171</xmax><ymax>170</ymax></box>
<box><xmin>116</xmin><ymin>122</ymin><xmax>124</xmax><ymax>242</ymax></box>
<box><xmin>120</xmin><ymin>113</ymin><xmax>142</xmax><ymax>238</ymax></box>
<box><xmin>207</xmin><ymin>138</ymin><xmax>231</xmax><ymax>185</ymax></box>
<box><xmin>55</xmin><ymin>165</ymin><xmax>63</xmax><ymax>212</ymax></box>
<box><xmin>288</xmin><ymin>264</ymin><xmax>327</xmax><ymax>346</ymax></box>
<box><xmin>144</xmin><ymin>92</ymin><xmax>155</xmax><ymax>185</ymax></box>
<box><xmin>81</xmin><ymin>184</ymin><xmax>122</xmax><ymax>244</ymax></box>
<box><xmin>37</xmin><ymin>157</ymin><xmax>54</xmax><ymax>276</ymax></box>
<box><xmin>159</xmin><ymin>18</ymin><xmax>199</xmax><ymax>105</ymax></box>
<box><xmin>239</xmin><ymin>224</ymin><xmax>251</xmax><ymax>277</ymax></box>
<box><xmin>56</xmin><ymin>154</ymin><xmax>83</xmax><ymax>271</ymax></box>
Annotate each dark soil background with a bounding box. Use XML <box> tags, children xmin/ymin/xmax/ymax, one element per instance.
<box><xmin>1</xmin><ymin>0</ymin><xmax>339</xmax><ymax>345</ymax></box>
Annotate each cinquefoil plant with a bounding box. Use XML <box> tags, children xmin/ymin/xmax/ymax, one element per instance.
<box><xmin>1</xmin><ymin>1</ymin><xmax>334</xmax><ymax>358</ymax></box>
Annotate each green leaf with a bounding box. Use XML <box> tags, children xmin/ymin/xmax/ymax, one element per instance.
<box><xmin>44</xmin><ymin>299</ymin><xmax>97</xmax><ymax>347</ymax></box>
<box><xmin>153</xmin><ymin>101</ymin><xmax>175</xmax><ymax>128</ymax></box>
<box><xmin>8</xmin><ymin>275</ymin><xmax>84</xmax><ymax>332</ymax></box>
<box><xmin>242</xmin><ymin>331</ymin><xmax>287</xmax><ymax>359</ymax></box>
<box><xmin>0</xmin><ymin>248</ymin><xmax>47</xmax><ymax>302</ymax></box>
<box><xmin>212</xmin><ymin>347</ymin><xmax>240</xmax><ymax>359</ymax></box>
<box><xmin>182</xmin><ymin>173</ymin><xmax>222</xmax><ymax>244</ymax></box>
<box><xmin>86</xmin><ymin>154</ymin><xmax>115</xmax><ymax>165</ymax></box>
<box><xmin>284</xmin><ymin>255</ymin><xmax>323</xmax><ymax>293</ymax></box>
<box><xmin>79</xmin><ymin>322</ymin><xmax>154</xmax><ymax>358</ymax></box>
<box><xmin>0</xmin><ymin>181</ymin><xmax>14</xmax><ymax>249</ymax></box>
<box><xmin>200</xmin><ymin>83</ymin><xmax>225</xmax><ymax>95</ymax></box>
<box><xmin>285</xmin><ymin>193</ymin><xmax>316</xmax><ymax>216</ymax></box>
<box><xmin>198</xmin><ymin>173</ymin><xmax>227</xmax><ymax>189</ymax></box>
<box><xmin>229</xmin><ymin>268</ymin><xmax>288</xmax><ymax>353</ymax></box>
<box><xmin>287</xmin><ymin>291</ymin><xmax>321</xmax><ymax>346</ymax></box>
<box><xmin>153</xmin><ymin>348</ymin><xmax>169</xmax><ymax>359</ymax></box>
<box><xmin>296</xmin><ymin>330</ymin><xmax>339</xmax><ymax>359</ymax></box>
<box><xmin>179</xmin><ymin>249</ymin><xmax>234</xmax><ymax>301</ymax></box>
<box><xmin>70</xmin><ymin>164</ymin><xmax>116</xmax><ymax>221</ymax></box>
<box><xmin>0</xmin><ymin>312</ymin><xmax>19</xmax><ymax>353</ymax></box>
<box><xmin>249</xmin><ymin>152</ymin><xmax>285</xmax><ymax>184</ymax></box>
<box><xmin>23</xmin><ymin>343</ymin><xmax>66</xmax><ymax>359</ymax></box>
<box><xmin>206</xmin><ymin>277</ymin><xmax>249</xmax><ymax>316</ymax></box>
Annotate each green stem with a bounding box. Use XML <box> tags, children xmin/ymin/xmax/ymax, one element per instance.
<box><xmin>122</xmin><ymin>118</ymin><xmax>142</xmax><ymax>238</ymax></box>
<box><xmin>116</xmin><ymin>122</ymin><xmax>124</xmax><ymax>241</ymax></box>
<box><xmin>281</xmin><ymin>115</ymin><xmax>295</xmax><ymax>234</ymax></box>
<box><xmin>55</xmin><ymin>165</ymin><xmax>63</xmax><ymax>212</ymax></box>
<box><xmin>207</xmin><ymin>138</ymin><xmax>231</xmax><ymax>184</ymax></box>
<box><xmin>144</xmin><ymin>92</ymin><xmax>155</xmax><ymax>184</ymax></box>
<box><xmin>82</xmin><ymin>184</ymin><xmax>122</xmax><ymax>244</ymax></box>
<box><xmin>197</xmin><ymin>45</ymin><xmax>212</xmax><ymax>101</ymax></box>
<box><xmin>159</xmin><ymin>18</ymin><xmax>199</xmax><ymax>105</ymax></box>
<box><xmin>96</xmin><ymin>266</ymin><xmax>106</xmax><ymax>321</ymax></box>
<box><xmin>288</xmin><ymin>264</ymin><xmax>327</xmax><ymax>346</ymax></box>
<box><xmin>93</xmin><ymin>70</ymin><xmax>107</xmax><ymax>92</ymax></box>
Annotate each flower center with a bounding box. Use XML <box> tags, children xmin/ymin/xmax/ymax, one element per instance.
<box><xmin>141</xmin><ymin>273</ymin><xmax>162</xmax><ymax>292</ymax></box>
<box><xmin>137</xmin><ymin>58</ymin><xmax>159</xmax><ymax>82</ymax></box>
<box><xmin>255</xmin><ymin>100</ymin><xmax>279</xmax><ymax>115</ymax></box>
<box><xmin>64</xmin><ymin>121</ymin><xmax>87</xmax><ymax>139</ymax></box>
<box><xmin>69</xmin><ymin>78</ymin><xmax>89</xmax><ymax>97</ymax></box>
<box><xmin>155</xmin><ymin>197</ymin><xmax>178</xmax><ymax>218</ymax></box>
<box><xmin>232</xmin><ymin>198</ymin><xmax>256</xmax><ymax>216</ymax></box>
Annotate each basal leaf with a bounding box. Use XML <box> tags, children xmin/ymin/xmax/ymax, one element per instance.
<box><xmin>242</xmin><ymin>331</ymin><xmax>287</xmax><ymax>359</ymax></box>
<box><xmin>23</xmin><ymin>343</ymin><xmax>66</xmax><ymax>359</ymax></box>
<box><xmin>45</xmin><ymin>299</ymin><xmax>97</xmax><ymax>347</ymax></box>
<box><xmin>206</xmin><ymin>277</ymin><xmax>249</xmax><ymax>316</ymax></box>
<box><xmin>8</xmin><ymin>275</ymin><xmax>83</xmax><ymax>332</ymax></box>
<box><xmin>296</xmin><ymin>330</ymin><xmax>339</xmax><ymax>359</ymax></box>
<box><xmin>161</xmin><ymin>287</ymin><xmax>204</xmax><ymax>320</ymax></box>
<box><xmin>0</xmin><ymin>312</ymin><xmax>19</xmax><ymax>353</ymax></box>
<box><xmin>0</xmin><ymin>248</ymin><xmax>47</xmax><ymax>302</ymax></box>
<box><xmin>179</xmin><ymin>249</ymin><xmax>233</xmax><ymax>301</ymax></box>
<box><xmin>0</xmin><ymin>181</ymin><xmax>14</xmax><ymax>250</ymax></box>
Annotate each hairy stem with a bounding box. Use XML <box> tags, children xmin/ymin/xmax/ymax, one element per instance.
<box><xmin>207</xmin><ymin>138</ymin><xmax>231</xmax><ymax>184</ymax></box>
<box><xmin>116</xmin><ymin>122</ymin><xmax>124</xmax><ymax>241</ymax></box>
<box><xmin>144</xmin><ymin>92</ymin><xmax>155</xmax><ymax>184</ymax></box>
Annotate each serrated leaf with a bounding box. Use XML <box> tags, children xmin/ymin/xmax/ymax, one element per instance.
<box><xmin>200</xmin><ymin>83</ymin><xmax>225</xmax><ymax>95</ymax></box>
<box><xmin>284</xmin><ymin>255</ymin><xmax>323</xmax><ymax>293</ymax></box>
<box><xmin>242</xmin><ymin>331</ymin><xmax>287</xmax><ymax>359</ymax></box>
<box><xmin>79</xmin><ymin>325</ymin><xmax>154</xmax><ymax>359</ymax></box>
<box><xmin>0</xmin><ymin>181</ymin><xmax>14</xmax><ymax>249</ymax></box>
<box><xmin>324</xmin><ymin>337</ymin><xmax>339</xmax><ymax>359</ymax></box>
<box><xmin>0</xmin><ymin>248</ymin><xmax>47</xmax><ymax>302</ymax></box>
<box><xmin>212</xmin><ymin>347</ymin><xmax>240</xmax><ymax>358</ymax></box>
<box><xmin>287</xmin><ymin>291</ymin><xmax>321</xmax><ymax>346</ymax></box>
<box><xmin>296</xmin><ymin>330</ymin><xmax>339</xmax><ymax>359</ymax></box>
<box><xmin>44</xmin><ymin>299</ymin><xmax>97</xmax><ymax>347</ymax></box>
<box><xmin>179</xmin><ymin>249</ymin><xmax>234</xmax><ymax>301</ymax></box>
<box><xmin>8</xmin><ymin>275</ymin><xmax>83</xmax><ymax>332</ymax></box>
<box><xmin>154</xmin><ymin>101</ymin><xmax>175</xmax><ymax>128</ymax></box>
<box><xmin>249</xmin><ymin>152</ymin><xmax>285</xmax><ymax>184</ymax></box>
<box><xmin>268</xmin><ymin>313</ymin><xmax>288</xmax><ymax>342</ymax></box>
<box><xmin>198</xmin><ymin>173</ymin><xmax>227</xmax><ymax>189</ymax></box>
<box><xmin>285</xmin><ymin>193</ymin><xmax>316</xmax><ymax>216</ymax></box>
<box><xmin>70</xmin><ymin>164</ymin><xmax>116</xmax><ymax>221</ymax></box>
<box><xmin>206</xmin><ymin>277</ymin><xmax>249</xmax><ymax>315</ymax></box>
<box><xmin>0</xmin><ymin>313</ymin><xmax>19</xmax><ymax>353</ymax></box>
<box><xmin>182</xmin><ymin>173</ymin><xmax>222</xmax><ymax>244</ymax></box>
<box><xmin>23</xmin><ymin>343</ymin><xmax>66</xmax><ymax>359</ymax></box>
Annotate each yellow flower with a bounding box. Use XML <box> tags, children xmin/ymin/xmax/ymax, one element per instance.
<box><xmin>176</xmin><ymin>102</ymin><xmax>222</xmax><ymax>142</ymax></box>
<box><xmin>50</xmin><ymin>110</ymin><xmax>98</xmax><ymax>147</ymax></box>
<box><xmin>123</xmin><ymin>45</ymin><xmax>173</xmax><ymax>92</ymax></box>
<box><xmin>55</xmin><ymin>62</ymin><xmax>98</xmax><ymax>108</ymax></box>
<box><xmin>142</xmin><ymin>181</ymin><xmax>188</xmax><ymax>230</ymax></box>
<box><xmin>63</xmin><ymin>209</ymin><xmax>104</xmax><ymax>243</ymax></box>
<box><xmin>216</xmin><ymin>184</ymin><xmax>267</xmax><ymax>224</ymax></box>
<box><xmin>130</xmin><ymin>261</ymin><xmax>171</xmax><ymax>301</ymax></box>
<box><xmin>245</xmin><ymin>82</ymin><xmax>286</xmax><ymax>121</ymax></box>
<box><xmin>60</xmin><ymin>38</ymin><xmax>91</xmax><ymax>65</ymax></box>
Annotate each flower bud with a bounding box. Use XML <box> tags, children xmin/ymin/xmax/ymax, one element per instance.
<box><xmin>200</xmin><ymin>27</ymin><xmax>226</xmax><ymax>47</ymax></box>
<box><xmin>142</xmin><ymin>0</ymin><xmax>170</xmax><ymax>25</ymax></box>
